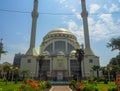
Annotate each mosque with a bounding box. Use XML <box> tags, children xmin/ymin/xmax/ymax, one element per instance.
<box><xmin>15</xmin><ymin>0</ymin><xmax>100</xmax><ymax>81</ymax></box>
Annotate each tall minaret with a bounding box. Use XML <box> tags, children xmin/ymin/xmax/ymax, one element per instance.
<box><xmin>26</xmin><ymin>0</ymin><xmax>38</xmax><ymax>56</ymax></box>
<box><xmin>81</xmin><ymin>0</ymin><xmax>94</xmax><ymax>55</ymax></box>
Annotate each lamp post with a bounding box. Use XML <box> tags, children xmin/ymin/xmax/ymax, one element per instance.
<box><xmin>75</xmin><ymin>48</ymin><xmax>84</xmax><ymax>82</ymax></box>
<box><xmin>104</xmin><ymin>67</ymin><xmax>112</xmax><ymax>82</ymax></box>
<box><xmin>10</xmin><ymin>66</ymin><xmax>14</xmax><ymax>82</ymax></box>
<box><xmin>10</xmin><ymin>66</ymin><xmax>19</xmax><ymax>83</ymax></box>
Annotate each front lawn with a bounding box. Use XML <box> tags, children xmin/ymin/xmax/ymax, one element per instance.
<box><xmin>0</xmin><ymin>80</ymin><xmax>118</xmax><ymax>91</ymax></box>
<box><xmin>96</xmin><ymin>82</ymin><xmax>117</xmax><ymax>91</ymax></box>
<box><xmin>0</xmin><ymin>81</ymin><xmax>22</xmax><ymax>91</ymax></box>
<box><xmin>70</xmin><ymin>80</ymin><xmax>118</xmax><ymax>91</ymax></box>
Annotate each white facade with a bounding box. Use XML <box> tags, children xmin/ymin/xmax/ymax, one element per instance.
<box><xmin>20</xmin><ymin>28</ymin><xmax>100</xmax><ymax>80</ymax></box>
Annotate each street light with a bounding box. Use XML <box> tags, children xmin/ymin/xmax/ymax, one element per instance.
<box><xmin>10</xmin><ymin>66</ymin><xmax>19</xmax><ymax>83</ymax></box>
<box><xmin>10</xmin><ymin>66</ymin><xmax>14</xmax><ymax>81</ymax></box>
<box><xmin>104</xmin><ymin>67</ymin><xmax>112</xmax><ymax>82</ymax></box>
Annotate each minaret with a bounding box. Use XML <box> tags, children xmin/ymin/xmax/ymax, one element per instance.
<box><xmin>81</xmin><ymin>0</ymin><xmax>94</xmax><ymax>55</ymax></box>
<box><xmin>26</xmin><ymin>0</ymin><xmax>38</xmax><ymax>56</ymax></box>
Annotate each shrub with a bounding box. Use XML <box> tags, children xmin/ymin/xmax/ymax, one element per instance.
<box><xmin>108</xmin><ymin>88</ymin><xmax>118</xmax><ymax>91</ymax></box>
<box><xmin>19</xmin><ymin>79</ymin><xmax>51</xmax><ymax>91</ymax></box>
<box><xmin>82</xmin><ymin>85</ymin><xmax>98</xmax><ymax>91</ymax></box>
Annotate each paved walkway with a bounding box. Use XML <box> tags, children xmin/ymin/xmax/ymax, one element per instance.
<box><xmin>49</xmin><ymin>85</ymin><xmax>72</xmax><ymax>91</ymax></box>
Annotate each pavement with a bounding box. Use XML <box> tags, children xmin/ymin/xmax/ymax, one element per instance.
<box><xmin>49</xmin><ymin>85</ymin><xmax>72</xmax><ymax>91</ymax></box>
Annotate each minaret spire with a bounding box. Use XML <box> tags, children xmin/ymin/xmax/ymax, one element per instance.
<box><xmin>81</xmin><ymin>0</ymin><xmax>94</xmax><ymax>55</ymax></box>
<box><xmin>26</xmin><ymin>0</ymin><xmax>38</xmax><ymax>56</ymax></box>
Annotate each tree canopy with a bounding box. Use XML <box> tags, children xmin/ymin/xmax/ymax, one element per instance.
<box><xmin>107</xmin><ymin>36</ymin><xmax>120</xmax><ymax>52</ymax></box>
<box><xmin>107</xmin><ymin>37</ymin><xmax>120</xmax><ymax>73</ymax></box>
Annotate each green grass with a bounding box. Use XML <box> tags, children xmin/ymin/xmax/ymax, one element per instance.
<box><xmin>70</xmin><ymin>81</ymin><xmax>117</xmax><ymax>91</ymax></box>
<box><xmin>91</xmin><ymin>82</ymin><xmax>117</xmax><ymax>91</ymax></box>
<box><xmin>0</xmin><ymin>81</ymin><xmax>22</xmax><ymax>91</ymax></box>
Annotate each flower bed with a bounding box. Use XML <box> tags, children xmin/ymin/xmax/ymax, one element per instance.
<box><xmin>69</xmin><ymin>80</ymin><xmax>119</xmax><ymax>91</ymax></box>
<box><xmin>19</xmin><ymin>79</ymin><xmax>51</xmax><ymax>91</ymax></box>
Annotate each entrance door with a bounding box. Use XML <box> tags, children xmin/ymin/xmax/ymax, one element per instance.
<box><xmin>57</xmin><ymin>71</ymin><xmax>63</xmax><ymax>80</ymax></box>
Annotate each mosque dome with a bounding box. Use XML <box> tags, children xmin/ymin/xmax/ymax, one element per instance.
<box><xmin>40</xmin><ymin>28</ymin><xmax>80</xmax><ymax>55</ymax></box>
<box><xmin>47</xmin><ymin>28</ymin><xmax>74</xmax><ymax>35</ymax></box>
<box><xmin>43</xmin><ymin>28</ymin><xmax>77</xmax><ymax>41</ymax></box>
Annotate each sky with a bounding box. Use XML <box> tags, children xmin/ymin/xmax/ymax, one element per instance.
<box><xmin>0</xmin><ymin>0</ymin><xmax>120</xmax><ymax>66</ymax></box>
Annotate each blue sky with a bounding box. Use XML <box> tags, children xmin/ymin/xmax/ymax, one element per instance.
<box><xmin>0</xmin><ymin>0</ymin><xmax>120</xmax><ymax>66</ymax></box>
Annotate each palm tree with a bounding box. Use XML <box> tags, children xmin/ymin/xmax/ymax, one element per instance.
<box><xmin>21</xmin><ymin>70</ymin><xmax>30</xmax><ymax>80</ymax></box>
<box><xmin>2</xmin><ymin>63</ymin><xmax>11</xmax><ymax>85</ymax></box>
<box><xmin>92</xmin><ymin>65</ymin><xmax>100</xmax><ymax>81</ymax></box>
<box><xmin>107</xmin><ymin>37</ymin><xmax>120</xmax><ymax>52</ymax></box>
<box><xmin>0</xmin><ymin>39</ymin><xmax>7</xmax><ymax>60</ymax></box>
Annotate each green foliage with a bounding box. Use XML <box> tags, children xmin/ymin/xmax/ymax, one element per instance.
<box><xmin>0</xmin><ymin>81</ymin><xmax>21</xmax><ymax>91</ymax></box>
<box><xmin>46</xmin><ymin>81</ymin><xmax>52</xmax><ymax>88</ymax></box>
<box><xmin>0</xmin><ymin>49</ymin><xmax>7</xmax><ymax>54</ymax></box>
<box><xmin>107</xmin><ymin>36</ymin><xmax>120</xmax><ymax>51</ymax></box>
<box><xmin>108</xmin><ymin>87</ymin><xmax>118</xmax><ymax>91</ymax></box>
<box><xmin>82</xmin><ymin>85</ymin><xmax>98</xmax><ymax>91</ymax></box>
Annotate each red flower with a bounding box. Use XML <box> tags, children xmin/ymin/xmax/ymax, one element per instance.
<box><xmin>26</xmin><ymin>80</ymin><xmax>29</xmax><ymax>83</ymax></box>
<box><xmin>29</xmin><ymin>82</ymin><xmax>38</xmax><ymax>87</ymax></box>
<box><xmin>75</xmin><ymin>82</ymin><xmax>84</xmax><ymax>89</ymax></box>
<box><xmin>21</xmin><ymin>84</ymin><xmax>26</xmax><ymax>87</ymax></box>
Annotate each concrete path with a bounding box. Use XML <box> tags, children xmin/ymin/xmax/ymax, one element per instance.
<box><xmin>49</xmin><ymin>85</ymin><xmax>72</xmax><ymax>91</ymax></box>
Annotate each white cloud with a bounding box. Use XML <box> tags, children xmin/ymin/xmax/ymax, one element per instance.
<box><xmin>109</xmin><ymin>4</ymin><xmax>119</xmax><ymax>13</ymax></box>
<box><xmin>56</xmin><ymin>0</ymin><xmax>82</xmax><ymax>20</ymax></box>
<box><xmin>90</xmin><ymin>23</ymin><xmax>110</xmax><ymax>41</ymax></box>
<box><xmin>58</xmin><ymin>0</ymin><xmax>66</xmax><ymax>4</ymax></box>
<box><xmin>103</xmin><ymin>4</ymin><xmax>120</xmax><ymax>13</ymax></box>
<box><xmin>57</xmin><ymin>0</ymin><xmax>120</xmax><ymax>42</ymax></box>
<box><xmin>90</xmin><ymin>4</ymin><xmax>100</xmax><ymax>14</ymax></box>
<box><xmin>87</xmin><ymin>14</ymin><xmax>120</xmax><ymax>41</ymax></box>
<box><xmin>64</xmin><ymin>20</ymin><xmax>84</xmax><ymax>43</ymax></box>
<box><xmin>88</xmin><ymin>17</ymin><xmax>95</xmax><ymax>25</ymax></box>
<box><xmin>99</xmin><ymin>14</ymin><xmax>113</xmax><ymax>24</ymax></box>
<box><xmin>71</xmin><ymin>8</ymin><xmax>82</xmax><ymax>20</ymax></box>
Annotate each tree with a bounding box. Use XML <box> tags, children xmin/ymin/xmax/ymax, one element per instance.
<box><xmin>108</xmin><ymin>54</ymin><xmax>120</xmax><ymax>79</ymax></box>
<box><xmin>107</xmin><ymin>37</ymin><xmax>120</xmax><ymax>52</ymax></box>
<box><xmin>21</xmin><ymin>70</ymin><xmax>30</xmax><ymax>80</ymax></box>
<box><xmin>92</xmin><ymin>65</ymin><xmax>100</xmax><ymax>81</ymax></box>
<box><xmin>0</xmin><ymin>39</ymin><xmax>7</xmax><ymax>60</ymax></box>
<box><xmin>2</xmin><ymin>63</ymin><xmax>11</xmax><ymax>85</ymax></box>
<box><xmin>107</xmin><ymin>37</ymin><xmax>120</xmax><ymax>79</ymax></box>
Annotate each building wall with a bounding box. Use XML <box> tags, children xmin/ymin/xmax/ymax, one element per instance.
<box><xmin>20</xmin><ymin>55</ymin><xmax>38</xmax><ymax>78</ymax></box>
<box><xmin>82</xmin><ymin>55</ymin><xmax>100</xmax><ymax>78</ymax></box>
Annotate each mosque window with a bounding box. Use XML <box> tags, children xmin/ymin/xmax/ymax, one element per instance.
<box><xmin>70</xmin><ymin>60</ymin><xmax>79</xmax><ymax>71</ymax></box>
<box><xmin>55</xmin><ymin>41</ymin><xmax>66</xmax><ymax>54</ymax></box>
<box><xmin>27</xmin><ymin>59</ymin><xmax>31</xmax><ymax>63</ymax></box>
<box><xmin>68</xmin><ymin>43</ymin><xmax>75</xmax><ymax>53</ymax></box>
<box><xmin>89</xmin><ymin>59</ymin><xmax>93</xmax><ymax>63</ymax></box>
<box><xmin>44</xmin><ymin>43</ymin><xmax>53</xmax><ymax>53</ymax></box>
